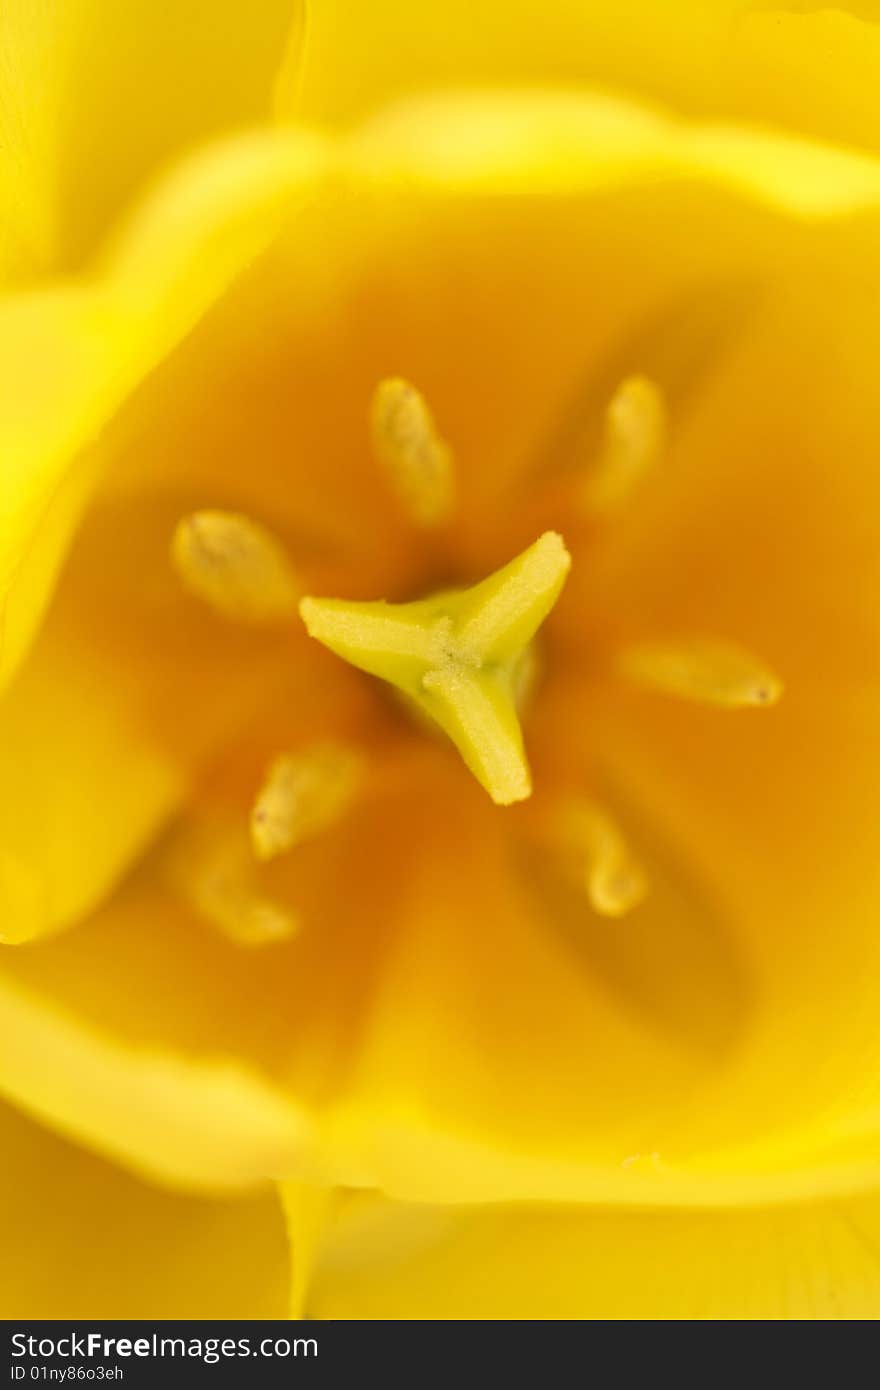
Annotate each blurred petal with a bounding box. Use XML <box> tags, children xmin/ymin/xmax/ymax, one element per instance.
<box><xmin>0</xmin><ymin>1100</ymin><xmax>289</xmax><ymax>1318</ymax></box>
<box><xmin>290</xmin><ymin>0</ymin><xmax>880</xmax><ymax>161</ymax></box>
<box><xmin>94</xmin><ymin>91</ymin><xmax>880</xmax><ymax>593</ymax></box>
<box><xmin>312</xmin><ymin>1188</ymin><xmax>880</xmax><ymax>1320</ymax></box>
<box><xmin>3</xmin><ymin>746</ymin><xmax>875</xmax><ymax>1206</ymax></box>
<box><xmin>281</xmin><ymin>1182</ymin><xmax>334</xmax><ymax>1316</ymax></box>
<box><xmin>0</xmin><ymin>0</ymin><xmax>302</xmax><ymax>279</ymax></box>
<box><xmin>0</xmin><ymin>780</ymin><xmax>399</xmax><ymax>1190</ymax></box>
<box><xmin>556</xmin><ymin>248</ymin><xmax>880</xmax><ymax>1180</ymax></box>
<box><xmin>0</xmin><ymin>604</ymin><xmax>182</xmax><ymax>944</ymax></box>
<box><xmin>0</xmin><ymin>962</ymin><xmax>310</xmax><ymax>1192</ymax></box>
<box><xmin>728</xmin><ymin>7</ymin><xmax>880</xmax><ymax>158</ymax></box>
<box><xmin>286</xmin><ymin>1</ymin><xmax>752</xmax><ymax>126</ymax></box>
<box><xmin>350</xmin><ymin>90</ymin><xmax>880</xmax><ymax>216</ymax></box>
<box><xmin>8</xmin><ymin>88</ymin><xmax>874</xmax><ymax>701</ymax></box>
<box><xmin>0</xmin><ymin>126</ymin><xmax>329</xmax><ymax>694</ymax></box>
<box><xmin>0</xmin><ymin>484</ymin><xmax>365</xmax><ymax>944</ymax></box>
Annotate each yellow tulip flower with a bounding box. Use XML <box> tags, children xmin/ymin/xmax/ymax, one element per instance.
<box><xmin>3</xmin><ymin>0</ymin><xmax>880</xmax><ymax>1320</ymax></box>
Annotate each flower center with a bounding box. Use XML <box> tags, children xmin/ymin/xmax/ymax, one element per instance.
<box><xmin>300</xmin><ymin>529</ymin><xmax>571</xmax><ymax>805</ymax></box>
<box><xmin>166</xmin><ymin>371</ymin><xmax>783</xmax><ymax>935</ymax></box>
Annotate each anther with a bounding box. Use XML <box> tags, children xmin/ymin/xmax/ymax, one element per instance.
<box><xmin>165</xmin><ymin>817</ymin><xmax>298</xmax><ymax>947</ymax></box>
<box><xmin>552</xmin><ymin>796</ymin><xmax>647</xmax><ymax>918</ymax></box>
<box><xmin>371</xmin><ymin>377</ymin><xmax>454</xmax><ymax>527</ymax></box>
<box><xmin>620</xmin><ymin>638</ymin><xmax>783</xmax><ymax>709</ymax></box>
<box><xmin>171</xmin><ymin>510</ymin><xmax>300</xmax><ymax>623</ymax></box>
<box><xmin>581</xmin><ymin>376</ymin><xmax>666</xmax><ymax>515</ymax></box>
<box><xmin>250</xmin><ymin>742</ymin><xmax>365</xmax><ymax>861</ymax></box>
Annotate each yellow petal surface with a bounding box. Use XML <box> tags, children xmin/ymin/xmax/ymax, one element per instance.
<box><xmin>727</xmin><ymin>7</ymin><xmax>880</xmax><ymax>159</ymax></box>
<box><xmin>552</xmin><ymin>252</ymin><xmax>880</xmax><ymax>1183</ymax></box>
<box><xmin>312</xmin><ymin>1188</ymin><xmax>880</xmax><ymax>1320</ymax></box>
<box><xmin>0</xmin><ymin>609</ymin><xmax>182</xmax><ymax>944</ymax></box>
<box><xmin>6</xmin><ymin>54</ymin><xmax>880</xmax><ymax>751</ymax></box>
<box><xmin>351</xmin><ymin>90</ymin><xmax>880</xmax><ymax>216</ymax></box>
<box><xmin>88</xmin><ymin>88</ymin><xmax>880</xmax><ymax>644</ymax></box>
<box><xmin>0</xmin><ymin>0</ymin><xmax>303</xmax><ymax>280</ymax></box>
<box><xmin>289</xmin><ymin>0</ymin><xmax>880</xmax><ymax>164</ymax></box>
<box><xmin>0</xmin><ymin>480</ymin><xmax>367</xmax><ymax>944</ymax></box>
<box><xmin>0</xmin><ymin>963</ymin><xmax>309</xmax><ymax>1192</ymax></box>
<box><xmin>0</xmin><ymin>1100</ymin><xmax>289</xmax><ymax>1318</ymax></box>
<box><xmin>286</xmin><ymin>1</ymin><xmax>750</xmax><ymax>126</ymax></box>
<box><xmin>0</xmin><ymin>787</ymin><xmax>399</xmax><ymax>1191</ymax></box>
<box><xmin>3</xmin><ymin>744</ymin><xmax>877</xmax><ymax>1208</ymax></box>
<box><xmin>0</xmin><ymin>125</ymin><xmax>329</xmax><ymax>698</ymax></box>
<box><xmin>281</xmin><ymin>1182</ymin><xmax>335</xmax><ymax>1318</ymax></box>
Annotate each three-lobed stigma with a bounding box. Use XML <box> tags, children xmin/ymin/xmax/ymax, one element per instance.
<box><xmin>300</xmin><ymin>532</ymin><xmax>572</xmax><ymax>805</ymax></box>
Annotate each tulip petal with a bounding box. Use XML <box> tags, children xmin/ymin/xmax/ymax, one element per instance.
<box><xmin>311</xmin><ymin>1189</ymin><xmax>880</xmax><ymax>1320</ymax></box>
<box><xmin>0</xmin><ymin>964</ymin><xmax>309</xmax><ymax>1192</ymax></box>
<box><xmin>555</xmin><ymin>258</ymin><xmax>880</xmax><ymax>1182</ymax></box>
<box><xmin>290</xmin><ymin>0</ymin><xmax>880</xmax><ymax>167</ymax></box>
<box><xmin>0</xmin><ymin>609</ymin><xmax>182</xmax><ymax>944</ymax></box>
<box><xmin>7</xmin><ymin>90</ymin><xmax>880</xmax><ymax>702</ymax></box>
<box><xmin>0</xmin><ymin>473</ymin><xmax>370</xmax><ymax>945</ymax></box>
<box><xmin>0</xmin><ymin>126</ymin><xmax>329</xmax><ymax>695</ymax></box>
<box><xmin>311</xmin><ymin>762</ymin><xmax>880</xmax><ymax>1207</ymax></box>
<box><xmin>5</xmin><ymin>745</ymin><xmax>877</xmax><ymax>1207</ymax></box>
<box><xmin>282</xmin><ymin>1182</ymin><xmax>335</xmax><ymax>1317</ymax></box>
<box><xmin>728</xmin><ymin>8</ymin><xmax>880</xmax><ymax>159</ymax></box>
<box><xmin>98</xmin><ymin>90</ymin><xmax>880</xmax><ymax>611</ymax></box>
<box><xmin>0</xmin><ymin>792</ymin><xmax>395</xmax><ymax>1190</ymax></box>
<box><xmin>351</xmin><ymin>89</ymin><xmax>880</xmax><ymax>217</ymax></box>
<box><xmin>286</xmin><ymin>1</ymin><xmax>750</xmax><ymax>127</ymax></box>
<box><xmin>0</xmin><ymin>1100</ymin><xmax>289</xmax><ymax>1318</ymax></box>
<box><xmin>0</xmin><ymin>0</ymin><xmax>303</xmax><ymax>280</ymax></box>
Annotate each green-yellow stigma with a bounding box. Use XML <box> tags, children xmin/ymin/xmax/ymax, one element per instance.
<box><xmin>299</xmin><ymin>532</ymin><xmax>572</xmax><ymax>805</ymax></box>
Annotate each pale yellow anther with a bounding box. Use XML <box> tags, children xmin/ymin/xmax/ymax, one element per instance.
<box><xmin>553</xmin><ymin>796</ymin><xmax>647</xmax><ymax>919</ymax></box>
<box><xmin>620</xmin><ymin>638</ymin><xmax>783</xmax><ymax>709</ymax></box>
<box><xmin>171</xmin><ymin>510</ymin><xmax>300</xmax><ymax>624</ymax></box>
<box><xmin>581</xmin><ymin>375</ymin><xmax>666</xmax><ymax>515</ymax></box>
<box><xmin>371</xmin><ymin>377</ymin><xmax>454</xmax><ymax>527</ymax></box>
<box><xmin>251</xmin><ymin>742</ymin><xmax>365</xmax><ymax>861</ymax></box>
<box><xmin>165</xmin><ymin>817</ymin><xmax>297</xmax><ymax>947</ymax></box>
<box><xmin>299</xmin><ymin>532</ymin><xmax>571</xmax><ymax>805</ymax></box>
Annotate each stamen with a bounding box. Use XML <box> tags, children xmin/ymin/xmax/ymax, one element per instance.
<box><xmin>580</xmin><ymin>376</ymin><xmax>666</xmax><ymax>515</ymax></box>
<box><xmin>553</xmin><ymin>796</ymin><xmax>647</xmax><ymax>919</ymax></box>
<box><xmin>165</xmin><ymin>817</ymin><xmax>298</xmax><ymax>947</ymax></box>
<box><xmin>171</xmin><ymin>510</ymin><xmax>300</xmax><ymax>623</ymax></box>
<box><xmin>371</xmin><ymin>377</ymin><xmax>454</xmax><ymax>527</ymax></box>
<box><xmin>620</xmin><ymin>638</ymin><xmax>783</xmax><ymax>709</ymax></box>
<box><xmin>251</xmin><ymin>742</ymin><xmax>365</xmax><ymax>861</ymax></box>
<box><xmin>299</xmin><ymin>532</ymin><xmax>571</xmax><ymax>806</ymax></box>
